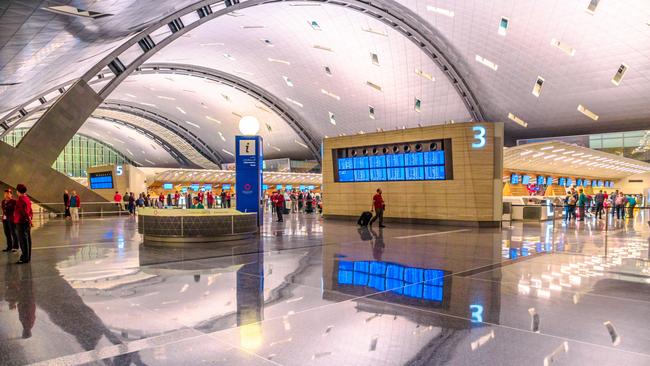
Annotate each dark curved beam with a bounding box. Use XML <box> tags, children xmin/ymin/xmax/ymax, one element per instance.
<box><xmin>90</xmin><ymin>115</ymin><xmax>194</xmax><ymax>167</ymax></box>
<box><xmin>134</xmin><ymin>63</ymin><xmax>322</xmax><ymax>162</ymax></box>
<box><xmin>99</xmin><ymin>101</ymin><xmax>226</xmax><ymax>167</ymax></box>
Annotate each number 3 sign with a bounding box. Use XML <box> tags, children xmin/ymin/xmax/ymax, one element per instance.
<box><xmin>471</xmin><ymin>126</ymin><xmax>486</xmax><ymax>148</ymax></box>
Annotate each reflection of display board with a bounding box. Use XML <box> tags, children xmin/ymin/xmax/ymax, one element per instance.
<box><xmin>334</xmin><ymin>140</ymin><xmax>451</xmax><ymax>183</ymax></box>
<box><xmin>337</xmin><ymin>260</ymin><xmax>446</xmax><ymax>302</ymax></box>
<box><xmin>89</xmin><ymin>172</ymin><xmax>113</xmax><ymax>189</ymax></box>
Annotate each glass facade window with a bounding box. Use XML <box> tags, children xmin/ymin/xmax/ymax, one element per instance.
<box><xmin>2</xmin><ymin>129</ymin><xmax>134</xmax><ymax>177</ymax></box>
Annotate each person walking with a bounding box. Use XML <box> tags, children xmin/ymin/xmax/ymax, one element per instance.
<box><xmin>594</xmin><ymin>190</ymin><xmax>605</xmax><ymax>219</ymax></box>
<box><xmin>627</xmin><ymin>194</ymin><xmax>636</xmax><ymax>219</ymax></box>
<box><xmin>226</xmin><ymin>191</ymin><xmax>232</xmax><ymax>208</ymax></box>
<box><xmin>614</xmin><ymin>193</ymin><xmax>624</xmax><ymax>219</ymax></box>
<box><xmin>273</xmin><ymin>191</ymin><xmax>285</xmax><ymax>222</ymax></box>
<box><xmin>369</xmin><ymin>188</ymin><xmax>386</xmax><ymax>228</ymax></box>
<box><xmin>2</xmin><ymin>189</ymin><xmax>18</xmax><ymax>252</ymax></box>
<box><xmin>114</xmin><ymin>191</ymin><xmax>123</xmax><ymax>211</ymax></box>
<box><xmin>128</xmin><ymin>192</ymin><xmax>135</xmax><ymax>215</ymax></box>
<box><xmin>207</xmin><ymin>191</ymin><xmax>215</xmax><ymax>209</ymax></box>
<box><xmin>69</xmin><ymin>191</ymin><xmax>81</xmax><ymax>222</ymax></box>
<box><xmin>577</xmin><ymin>189</ymin><xmax>587</xmax><ymax>221</ymax></box>
<box><xmin>63</xmin><ymin>190</ymin><xmax>71</xmax><ymax>220</ymax></box>
<box><xmin>290</xmin><ymin>191</ymin><xmax>298</xmax><ymax>213</ymax></box>
<box><xmin>14</xmin><ymin>184</ymin><xmax>33</xmax><ymax>264</ymax></box>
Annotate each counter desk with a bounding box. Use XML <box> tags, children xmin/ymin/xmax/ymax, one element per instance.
<box><xmin>137</xmin><ymin>208</ymin><xmax>258</xmax><ymax>244</ymax></box>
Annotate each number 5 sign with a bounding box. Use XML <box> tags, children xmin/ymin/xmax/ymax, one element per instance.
<box><xmin>471</xmin><ymin>126</ymin><xmax>486</xmax><ymax>148</ymax></box>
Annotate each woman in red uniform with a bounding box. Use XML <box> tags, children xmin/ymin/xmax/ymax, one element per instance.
<box><xmin>14</xmin><ymin>184</ymin><xmax>33</xmax><ymax>264</ymax></box>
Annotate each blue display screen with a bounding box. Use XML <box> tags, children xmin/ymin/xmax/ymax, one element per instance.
<box><xmin>567</xmin><ymin>178</ymin><xmax>573</xmax><ymax>187</ymax></box>
<box><xmin>262</xmin><ymin>184</ymin><xmax>268</xmax><ymax>190</ymax></box>
<box><xmin>222</xmin><ymin>184</ymin><xmax>231</xmax><ymax>190</ymax></box>
<box><xmin>584</xmin><ymin>180</ymin><xmax>591</xmax><ymax>187</ymax></box>
<box><xmin>308</xmin><ymin>185</ymin><xmax>315</xmax><ymax>190</ymax></box>
<box><xmin>276</xmin><ymin>185</ymin><xmax>283</xmax><ymax>190</ymax></box>
<box><xmin>597</xmin><ymin>180</ymin><xmax>603</xmax><ymax>187</ymax></box>
<box><xmin>511</xmin><ymin>174</ymin><xmax>520</xmax><ymax>184</ymax></box>
<box><xmin>286</xmin><ymin>185</ymin><xmax>293</xmax><ymax>190</ymax></box>
<box><xmin>522</xmin><ymin>175</ymin><xmax>530</xmax><ymax>185</ymax></box>
<box><xmin>546</xmin><ymin>177</ymin><xmax>553</xmax><ymax>186</ymax></box>
<box><xmin>338</xmin><ymin>260</ymin><xmax>445</xmax><ymax>302</ymax></box>
<box><xmin>163</xmin><ymin>183</ymin><xmax>173</xmax><ymax>190</ymax></box>
<box><xmin>337</xmin><ymin>150</ymin><xmax>446</xmax><ymax>183</ymax></box>
<box><xmin>559</xmin><ymin>177</ymin><xmax>566</xmax><ymax>186</ymax></box>
<box><xmin>203</xmin><ymin>184</ymin><xmax>212</xmax><ymax>190</ymax></box>
<box><xmin>576</xmin><ymin>179</ymin><xmax>583</xmax><ymax>187</ymax></box>
<box><xmin>537</xmin><ymin>176</ymin><xmax>545</xmax><ymax>185</ymax></box>
<box><xmin>190</xmin><ymin>184</ymin><xmax>200</xmax><ymax>191</ymax></box>
<box><xmin>299</xmin><ymin>185</ymin><xmax>306</xmax><ymax>190</ymax></box>
<box><xmin>89</xmin><ymin>172</ymin><xmax>113</xmax><ymax>190</ymax></box>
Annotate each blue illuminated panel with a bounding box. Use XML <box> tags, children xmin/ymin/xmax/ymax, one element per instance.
<box><xmin>338</xmin><ymin>158</ymin><xmax>354</xmax><ymax>170</ymax></box>
<box><xmin>370</xmin><ymin>168</ymin><xmax>387</xmax><ymax>181</ymax></box>
<box><xmin>89</xmin><ymin>172</ymin><xmax>114</xmax><ymax>190</ymax></box>
<box><xmin>386</xmin><ymin>154</ymin><xmax>405</xmax><ymax>167</ymax></box>
<box><xmin>353</xmin><ymin>156</ymin><xmax>369</xmax><ymax>169</ymax></box>
<box><xmin>337</xmin><ymin>260</ymin><xmax>445</xmax><ymax>302</ymax></box>
<box><xmin>404</xmin><ymin>152</ymin><xmax>424</xmax><ymax>166</ymax></box>
<box><xmin>222</xmin><ymin>184</ymin><xmax>231</xmax><ymax>190</ymax></box>
<box><xmin>387</xmin><ymin>167</ymin><xmax>405</xmax><ymax>181</ymax></box>
<box><xmin>567</xmin><ymin>178</ymin><xmax>573</xmax><ymax>187</ymax></box>
<box><xmin>522</xmin><ymin>175</ymin><xmax>530</xmax><ymax>185</ymax></box>
<box><xmin>405</xmin><ymin>166</ymin><xmax>425</xmax><ymax>180</ymax></box>
<box><xmin>559</xmin><ymin>177</ymin><xmax>566</xmax><ymax>186</ymax></box>
<box><xmin>369</xmin><ymin>155</ymin><xmax>386</xmax><ymax>168</ymax></box>
<box><xmin>576</xmin><ymin>179</ymin><xmax>583</xmax><ymax>187</ymax></box>
<box><xmin>537</xmin><ymin>176</ymin><xmax>545</xmax><ymax>185</ymax></box>
<box><xmin>511</xmin><ymin>174</ymin><xmax>520</xmax><ymax>184</ymax></box>
<box><xmin>336</xmin><ymin>149</ymin><xmax>446</xmax><ymax>183</ymax></box>
<box><xmin>163</xmin><ymin>183</ymin><xmax>173</xmax><ymax>190</ymax></box>
<box><xmin>546</xmin><ymin>177</ymin><xmax>553</xmax><ymax>186</ymax></box>
<box><xmin>354</xmin><ymin>169</ymin><xmax>370</xmax><ymax>182</ymax></box>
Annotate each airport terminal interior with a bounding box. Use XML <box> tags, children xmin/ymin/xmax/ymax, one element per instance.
<box><xmin>0</xmin><ymin>1</ymin><xmax>649</xmax><ymax>365</ymax></box>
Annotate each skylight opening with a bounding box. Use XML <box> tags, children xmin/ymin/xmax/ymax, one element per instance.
<box><xmin>577</xmin><ymin>104</ymin><xmax>599</xmax><ymax>120</ymax></box>
<box><xmin>508</xmin><ymin>112</ymin><xmax>528</xmax><ymax>127</ymax></box>
<box><xmin>268</xmin><ymin>58</ymin><xmax>291</xmax><ymax>65</ymax></box>
<box><xmin>371</xmin><ymin>53</ymin><xmax>380</xmax><ymax>66</ymax></box>
<box><xmin>475</xmin><ymin>55</ymin><xmax>498</xmax><ymax>71</ymax></box>
<box><xmin>414</xmin><ymin>69</ymin><xmax>435</xmax><ymax>81</ymax></box>
<box><xmin>586</xmin><ymin>0</ymin><xmax>600</xmax><ymax>14</ymax></box>
<box><xmin>426</xmin><ymin>6</ymin><xmax>454</xmax><ymax>17</ymax></box>
<box><xmin>310</xmin><ymin>21</ymin><xmax>321</xmax><ymax>30</ymax></box>
<box><xmin>369</xmin><ymin>106</ymin><xmax>375</xmax><ymax>119</ymax></box>
<box><xmin>611</xmin><ymin>63</ymin><xmax>629</xmax><ymax>86</ymax></box>
<box><xmin>366</xmin><ymin>81</ymin><xmax>382</xmax><ymax>91</ymax></box>
<box><xmin>324</xmin><ymin>66</ymin><xmax>332</xmax><ymax>76</ymax></box>
<box><xmin>283</xmin><ymin>76</ymin><xmax>294</xmax><ymax>87</ymax></box>
<box><xmin>414</xmin><ymin>98</ymin><xmax>421</xmax><ymax>112</ymax></box>
<box><xmin>320</xmin><ymin>89</ymin><xmax>340</xmax><ymax>100</ymax></box>
<box><xmin>42</xmin><ymin>5</ymin><xmax>112</xmax><ymax>19</ymax></box>
<box><xmin>498</xmin><ymin>17</ymin><xmax>509</xmax><ymax>36</ymax></box>
<box><xmin>550</xmin><ymin>38</ymin><xmax>576</xmax><ymax>56</ymax></box>
<box><xmin>286</xmin><ymin>97</ymin><xmax>304</xmax><ymax>108</ymax></box>
<box><xmin>532</xmin><ymin>76</ymin><xmax>544</xmax><ymax>97</ymax></box>
<box><xmin>328</xmin><ymin>112</ymin><xmax>336</xmax><ymax>125</ymax></box>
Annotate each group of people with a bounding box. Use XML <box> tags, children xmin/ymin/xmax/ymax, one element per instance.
<box><xmin>268</xmin><ymin>190</ymin><xmax>321</xmax><ymax>222</ymax></box>
<box><xmin>2</xmin><ymin>184</ymin><xmax>34</xmax><ymax>264</ymax></box>
<box><xmin>112</xmin><ymin>190</ymin><xmax>234</xmax><ymax>213</ymax></box>
<box><xmin>62</xmin><ymin>190</ymin><xmax>81</xmax><ymax>221</ymax></box>
<box><xmin>563</xmin><ymin>188</ymin><xmax>639</xmax><ymax>221</ymax></box>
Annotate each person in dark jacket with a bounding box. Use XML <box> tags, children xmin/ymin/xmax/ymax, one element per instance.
<box><xmin>63</xmin><ymin>190</ymin><xmax>71</xmax><ymax>220</ymax></box>
<box><xmin>2</xmin><ymin>189</ymin><xmax>18</xmax><ymax>252</ymax></box>
<box><xmin>14</xmin><ymin>184</ymin><xmax>33</xmax><ymax>264</ymax></box>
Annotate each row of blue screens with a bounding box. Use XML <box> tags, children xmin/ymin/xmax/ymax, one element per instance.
<box><xmin>164</xmin><ymin>184</ymin><xmax>317</xmax><ymax>191</ymax></box>
<box><xmin>338</xmin><ymin>261</ymin><xmax>445</xmax><ymax>302</ymax></box>
<box><xmin>511</xmin><ymin>174</ymin><xmax>614</xmax><ymax>188</ymax></box>
<box><xmin>89</xmin><ymin>175</ymin><xmax>113</xmax><ymax>190</ymax></box>
<box><xmin>338</xmin><ymin>151</ymin><xmax>445</xmax><ymax>170</ymax></box>
<box><xmin>340</xmin><ymin>166</ymin><xmax>445</xmax><ymax>182</ymax></box>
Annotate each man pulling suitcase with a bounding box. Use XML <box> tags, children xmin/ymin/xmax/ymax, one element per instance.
<box><xmin>369</xmin><ymin>188</ymin><xmax>386</xmax><ymax>228</ymax></box>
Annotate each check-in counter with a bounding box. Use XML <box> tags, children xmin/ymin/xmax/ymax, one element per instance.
<box><xmin>503</xmin><ymin>197</ymin><xmax>556</xmax><ymax>221</ymax></box>
<box><xmin>137</xmin><ymin>208</ymin><xmax>257</xmax><ymax>245</ymax></box>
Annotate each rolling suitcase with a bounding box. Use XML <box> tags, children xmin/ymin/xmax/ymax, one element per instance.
<box><xmin>357</xmin><ymin>211</ymin><xmax>373</xmax><ymax>227</ymax></box>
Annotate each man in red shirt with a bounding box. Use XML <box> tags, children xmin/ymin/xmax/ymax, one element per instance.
<box><xmin>114</xmin><ymin>191</ymin><xmax>122</xmax><ymax>211</ymax></box>
<box><xmin>273</xmin><ymin>191</ymin><xmax>285</xmax><ymax>222</ymax></box>
<box><xmin>14</xmin><ymin>184</ymin><xmax>33</xmax><ymax>264</ymax></box>
<box><xmin>369</xmin><ymin>188</ymin><xmax>386</xmax><ymax>228</ymax></box>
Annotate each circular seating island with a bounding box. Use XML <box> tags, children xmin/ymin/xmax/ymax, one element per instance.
<box><xmin>137</xmin><ymin>208</ymin><xmax>258</xmax><ymax>245</ymax></box>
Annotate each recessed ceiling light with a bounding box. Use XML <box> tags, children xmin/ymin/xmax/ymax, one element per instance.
<box><xmin>550</xmin><ymin>38</ymin><xmax>576</xmax><ymax>56</ymax></box>
<box><xmin>218</xmin><ymin>132</ymin><xmax>226</xmax><ymax>141</ymax></box>
<box><xmin>414</xmin><ymin>69</ymin><xmax>435</xmax><ymax>81</ymax></box>
<box><xmin>320</xmin><ymin>89</ymin><xmax>340</xmax><ymax>100</ymax></box>
<box><xmin>475</xmin><ymin>55</ymin><xmax>498</xmax><ymax>71</ymax></box>
<box><xmin>176</xmin><ymin>107</ymin><xmax>186</xmax><ymax>114</ymax></box>
<box><xmin>611</xmin><ymin>63</ymin><xmax>629</xmax><ymax>86</ymax></box>
<box><xmin>368</xmin><ymin>106</ymin><xmax>375</xmax><ymax>119</ymax></box>
<box><xmin>286</xmin><ymin>97</ymin><xmax>303</xmax><ymax>108</ymax></box>
<box><xmin>241</xmin><ymin>25</ymin><xmax>265</xmax><ymax>29</ymax></box>
<box><xmin>157</xmin><ymin>95</ymin><xmax>175</xmax><ymax>100</ymax></box>
<box><xmin>222</xmin><ymin>149</ymin><xmax>234</xmax><ymax>156</ymax></box>
<box><xmin>577</xmin><ymin>104</ymin><xmax>599</xmax><ymax>120</ymax></box>
<box><xmin>283</xmin><ymin>76</ymin><xmax>294</xmax><ymax>87</ymax></box>
<box><xmin>125</xmin><ymin>93</ymin><xmax>137</xmax><ymax>98</ymax></box>
<box><xmin>205</xmin><ymin>116</ymin><xmax>221</xmax><ymax>124</ymax></box>
<box><xmin>508</xmin><ymin>112</ymin><xmax>528</xmax><ymax>127</ymax></box>
<box><xmin>313</xmin><ymin>45</ymin><xmax>333</xmax><ymax>52</ymax></box>
<box><xmin>268</xmin><ymin>58</ymin><xmax>290</xmax><ymax>65</ymax></box>
<box><xmin>532</xmin><ymin>76</ymin><xmax>544</xmax><ymax>97</ymax></box>
<box><xmin>294</xmin><ymin>140</ymin><xmax>309</xmax><ymax>149</ymax></box>
<box><xmin>328</xmin><ymin>112</ymin><xmax>336</xmax><ymax>125</ymax></box>
<box><xmin>426</xmin><ymin>6</ymin><xmax>454</xmax><ymax>17</ymax></box>
<box><xmin>586</xmin><ymin>0</ymin><xmax>600</xmax><ymax>14</ymax></box>
<box><xmin>362</xmin><ymin>27</ymin><xmax>387</xmax><ymax>37</ymax></box>
<box><xmin>185</xmin><ymin>121</ymin><xmax>200</xmax><ymax>128</ymax></box>
<box><xmin>223</xmin><ymin>53</ymin><xmax>236</xmax><ymax>61</ymax></box>
<box><xmin>366</xmin><ymin>81</ymin><xmax>382</xmax><ymax>91</ymax></box>
<box><xmin>371</xmin><ymin>53</ymin><xmax>380</xmax><ymax>66</ymax></box>
<box><xmin>139</xmin><ymin>102</ymin><xmax>156</xmax><ymax>107</ymax></box>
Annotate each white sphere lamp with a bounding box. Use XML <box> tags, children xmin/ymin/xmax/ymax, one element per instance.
<box><xmin>239</xmin><ymin>116</ymin><xmax>260</xmax><ymax>135</ymax></box>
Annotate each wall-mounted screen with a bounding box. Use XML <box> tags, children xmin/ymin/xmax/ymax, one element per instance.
<box><xmin>510</xmin><ymin>174</ymin><xmax>520</xmax><ymax>184</ymax></box>
<box><xmin>537</xmin><ymin>176</ymin><xmax>545</xmax><ymax>185</ymax></box>
<box><xmin>276</xmin><ymin>185</ymin><xmax>283</xmax><ymax>190</ymax></box>
<box><xmin>576</xmin><ymin>179</ymin><xmax>583</xmax><ymax>187</ymax></box>
<box><xmin>334</xmin><ymin>140</ymin><xmax>450</xmax><ymax>183</ymax></box>
<box><xmin>566</xmin><ymin>178</ymin><xmax>573</xmax><ymax>187</ymax></box>
<box><xmin>308</xmin><ymin>185</ymin><xmax>315</xmax><ymax>190</ymax></box>
<box><xmin>262</xmin><ymin>184</ymin><xmax>268</xmax><ymax>190</ymax></box>
<box><xmin>584</xmin><ymin>180</ymin><xmax>591</xmax><ymax>187</ymax></box>
<box><xmin>162</xmin><ymin>183</ymin><xmax>173</xmax><ymax>190</ymax></box>
<box><xmin>546</xmin><ymin>176</ymin><xmax>553</xmax><ymax>186</ymax></box>
<box><xmin>222</xmin><ymin>184</ymin><xmax>231</xmax><ymax>190</ymax></box>
<box><xmin>559</xmin><ymin>177</ymin><xmax>566</xmax><ymax>186</ymax></box>
<box><xmin>522</xmin><ymin>175</ymin><xmax>530</xmax><ymax>185</ymax></box>
<box><xmin>181</xmin><ymin>187</ymin><xmax>188</xmax><ymax>193</ymax></box>
<box><xmin>89</xmin><ymin>172</ymin><xmax>113</xmax><ymax>190</ymax></box>
<box><xmin>190</xmin><ymin>184</ymin><xmax>200</xmax><ymax>191</ymax></box>
<box><xmin>203</xmin><ymin>184</ymin><xmax>212</xmax><ymax>190</ymax></box>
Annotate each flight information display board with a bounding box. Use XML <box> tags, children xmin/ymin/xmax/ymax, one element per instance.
<box><xmin>336</xmin><ymin>150</ymin><xmax>447</xmax><ymax>182</ymax></box>
<box><xmin>89</xmin><ymin>172</ymin><xmax>114</xmax><ymax>190</ymax></box>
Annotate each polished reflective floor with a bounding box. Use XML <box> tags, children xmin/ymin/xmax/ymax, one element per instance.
<box><xmin>1</xmin><ymin>212</ymin><xmax>649</xmax><ymax>365</ymax></box>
